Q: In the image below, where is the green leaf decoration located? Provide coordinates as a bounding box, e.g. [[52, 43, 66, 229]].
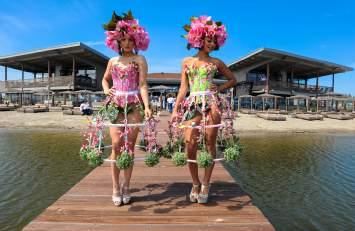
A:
[[112, 11, 122, 22], [145, 153, 160, 167], [190, 16, 197, 22], [215, 21, 222, 27], [206, 20, 213, 25], [183, 24, 191, 32], [103, 21, 117, 31], [79, 147, 89, 161], [123, 10, 134, 20], [224, 146, 240, 162], [172, 152, 187, 166], [116, 151, 134, 169], [87, 149, 104, 167], [197, 150, 214, 168]]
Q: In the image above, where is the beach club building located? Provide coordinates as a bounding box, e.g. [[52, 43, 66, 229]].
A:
[[0, 43, 353, 106]]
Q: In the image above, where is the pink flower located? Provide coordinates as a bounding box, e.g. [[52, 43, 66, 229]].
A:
[[185, 15, 227, 49], [105, 18, 150, 52]]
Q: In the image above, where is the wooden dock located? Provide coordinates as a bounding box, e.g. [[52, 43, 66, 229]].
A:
[[24, 116, 274, 231]]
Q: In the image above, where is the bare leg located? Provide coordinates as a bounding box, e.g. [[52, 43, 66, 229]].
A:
[[202, 103, 221, 192], [184, 114, 202, 186], [122, 106, 143, 189], [110, 126, 124, 195]]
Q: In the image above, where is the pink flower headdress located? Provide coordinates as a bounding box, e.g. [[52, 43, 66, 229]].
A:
[[103, 10, 150, 52], [183, 15, 227, 50]]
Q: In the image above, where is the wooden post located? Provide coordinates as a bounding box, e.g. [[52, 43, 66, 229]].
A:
[[238, 97, 240, 111], [286, 98, 288, 111], [305, 79, 308, 90], [316, 73, 319, 98], [290, 68, 294, 95], [266, 64, 270, 94], [4, 65, 7, 89], [47, 60, 51, 105], [262, 97, 265, 111], [21, 64, 24, 106], [72, 56, 76, 90], [250, 97, 253, 110], [316, 99, 319, 112], [332, 73, 335, 93]]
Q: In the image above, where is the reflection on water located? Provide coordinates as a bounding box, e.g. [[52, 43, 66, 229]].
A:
[[225, 133, 355, 231], [1, 129, 355, 231], [0, 129, 92, 231]]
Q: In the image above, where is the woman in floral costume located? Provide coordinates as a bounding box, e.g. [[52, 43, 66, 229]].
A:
[[171, 16, 237, 203], [102, 11, 152, 206]]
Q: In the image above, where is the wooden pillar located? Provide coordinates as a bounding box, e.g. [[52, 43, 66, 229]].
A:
[[266, 64, 270, 94], [21, 64, 24, 106], [305, 79, 308, 90], [274, 97, 277, 110], [286, 98, 288, 111], [316, 73, 319, 98], [262, 97, 265, 111], [72, 56, 76, 90], [306, 98, 309, 112], [326, 99, 329, 111], [332, 73, 335, 93], [47, 60, 51, 105], [250, 97, 253, 110], [4, 66, 7, 89], [290, 68, 294, 95], [316, 99, 319, 112]]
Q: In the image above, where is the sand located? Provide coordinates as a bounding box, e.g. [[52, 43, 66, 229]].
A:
[[0, 111, 354, 134]]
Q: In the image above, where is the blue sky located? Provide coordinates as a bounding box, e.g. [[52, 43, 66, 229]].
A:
[[0, 0, 354, 95]]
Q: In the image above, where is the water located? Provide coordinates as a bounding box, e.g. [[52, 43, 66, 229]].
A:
[[0, 129, 92, 231], [0, 130, 354, 230], [225, 133, 355, 231]]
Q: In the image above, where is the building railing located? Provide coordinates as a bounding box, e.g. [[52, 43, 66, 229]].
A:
[[252, 80, 333, 94], [0, 75, 97, 91]]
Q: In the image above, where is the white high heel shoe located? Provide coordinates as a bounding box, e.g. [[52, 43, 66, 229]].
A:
[[189, 184, 201, 203], [112, 191, 122, 206], [197, 184, 210, 204], [121, 184, 131, 205]]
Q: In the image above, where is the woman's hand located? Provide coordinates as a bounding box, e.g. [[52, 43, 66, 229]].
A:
[[171, 110, 178, 121], [104, 87, 116, 97], [209, 84, 219, 93], [144, 107, 152, 119]]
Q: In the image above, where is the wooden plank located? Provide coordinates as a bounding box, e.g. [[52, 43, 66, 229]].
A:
[[23, 116, 274, 230]]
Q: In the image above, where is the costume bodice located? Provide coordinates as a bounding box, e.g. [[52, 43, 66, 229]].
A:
[[184, 62, 217, 93]]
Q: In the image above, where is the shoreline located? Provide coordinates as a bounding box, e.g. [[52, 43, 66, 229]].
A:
[[0, 111, 354, 135]]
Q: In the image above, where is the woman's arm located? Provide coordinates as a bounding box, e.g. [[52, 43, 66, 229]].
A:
[[213, 58, 237, 92], [172, 58, 190, 118], [102, 58, 114, 96], [137, 55, 152, 118]]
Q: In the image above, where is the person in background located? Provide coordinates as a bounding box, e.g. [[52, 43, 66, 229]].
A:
[[167, 94, 174, 113], [79, 100, 92, 115]]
